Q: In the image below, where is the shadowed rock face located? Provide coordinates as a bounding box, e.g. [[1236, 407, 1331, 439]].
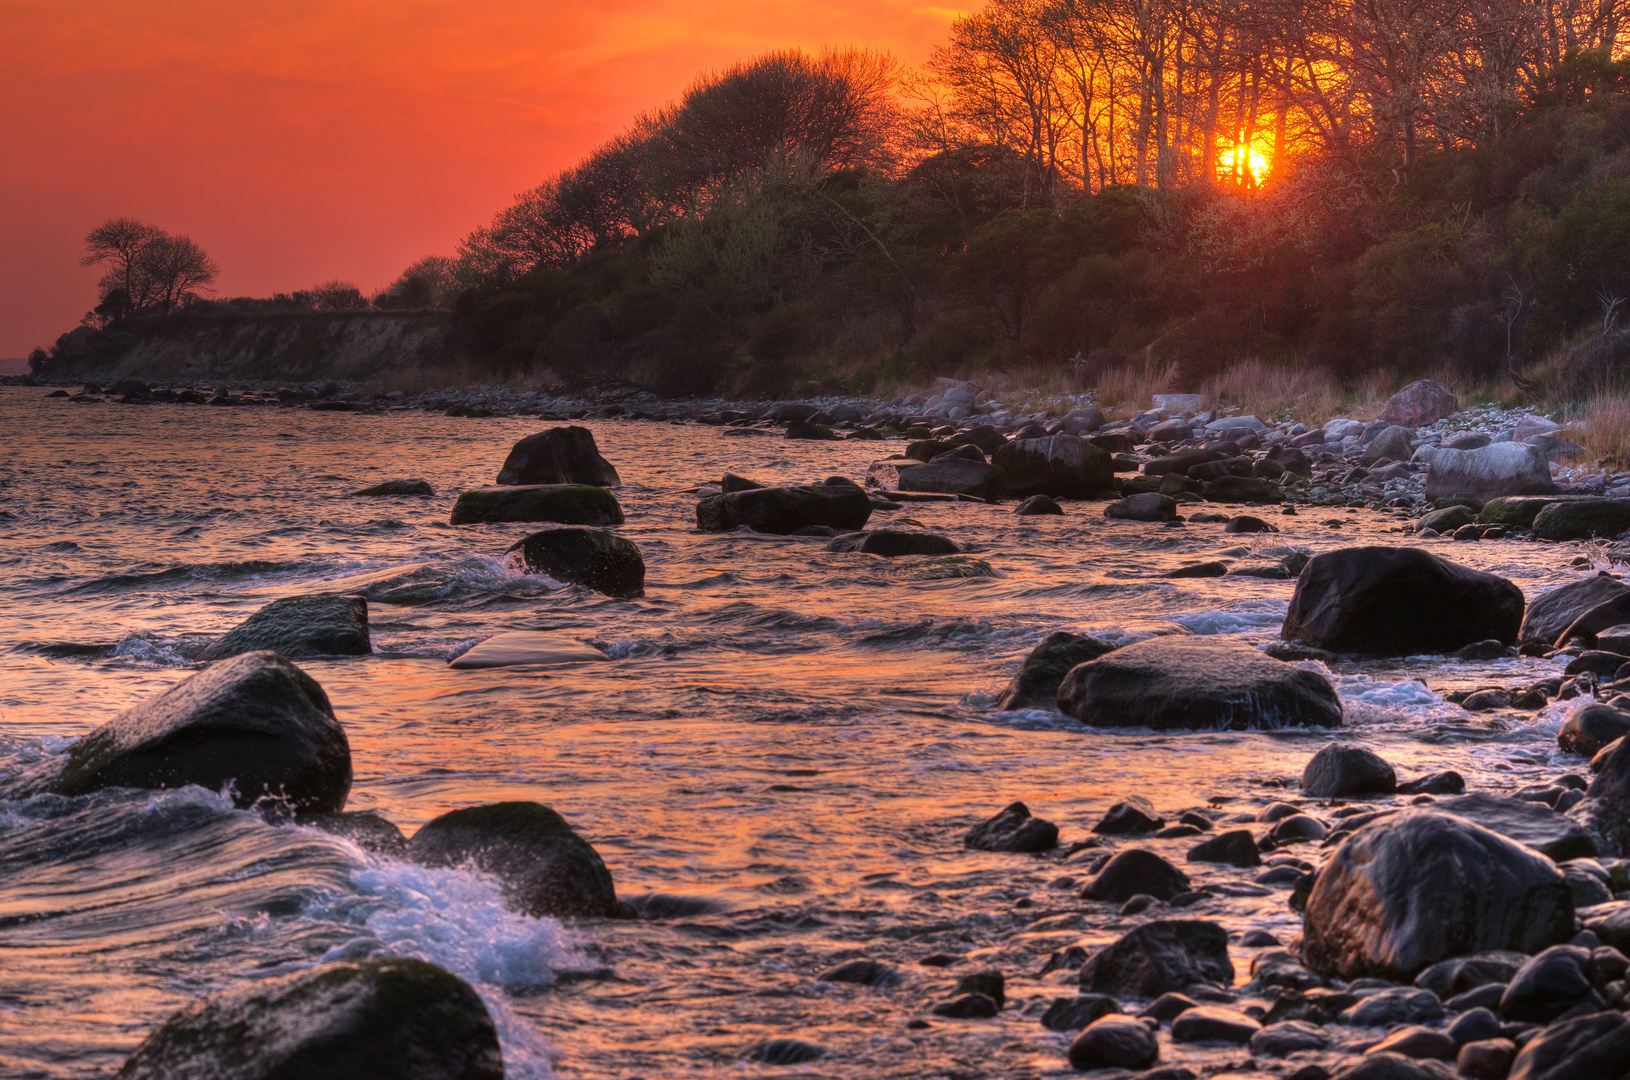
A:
[[1302, 810, 1574, 981], [1057, 636, 1342, 730], [495, 425, 619, 487], [997, 632, 1118, 711], [696, 481, 872, 534], [509, 526, 645, 597], [1281, 546, 1524, 656], [450, 484, 624, 526], [115, 957, 503, 1080], [56, 651, 352, 813], [201, 594, 371, 661]]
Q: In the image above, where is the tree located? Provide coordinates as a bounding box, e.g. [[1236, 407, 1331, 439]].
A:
[[310, 280, 369, 310], [81, 218, 218, 320], [374, 257, 457, 309]]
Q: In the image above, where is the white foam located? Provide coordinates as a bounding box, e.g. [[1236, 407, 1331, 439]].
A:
[[1171, 599, 1288, 636], [110, 629, 190, 665]]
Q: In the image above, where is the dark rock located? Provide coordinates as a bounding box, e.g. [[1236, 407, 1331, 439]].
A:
[[895, 459, 1006, 501], [1398, 771, 1465, 796], [1533, 498, 1630, 541], [1381, 379, 1458, 427], [352, 478, 434, 497], [952, 970, 1005, 1007], [1567, 650, 1628, 676], [816, 958, 898, 987], [826, 529, 959, 556], [1057, 636, 1343, 730], [1302, 743, 1397, 797], [56, 652, 350, 813], [964, 802, 1057, 853], [1082, 850, 1190, 902], [1187, 829, 1261, 867], [300, 810, 407, 857], [1415, 953, 1529, 998], [1041, 994, 1119, 1031], [1499, 946, 1597, 1022], [1559, 592, 1630, 647], [1462, 689, 1512, 710], [1014, 494, 1064, 515], [1561, 704, 1630, 758], [1068, 1016, 1159, 1071], [1458, 1038, 1517, 1079], [931, 993, 999, 1018], [1143, 449, 1226, 476], [786, 421, 840, 440], [739, 1038, 825, 1064], [1094, 796, 1164, 834], [1478, 495, 1564, 527], [1340, 987, 1445, 1026], [1225, 514, 1278, 533], [451, 484, 624, 526], [1171, 1005, 1260, 1043], [1505, 1009, 1630, 1080], [508, 527, 645, 598], [720, 473, 763, 492], [1281, 546, 1524, 656], [1302, 810, 1574, 980], [1432, 793, 1597, 861], [696, 480, 870, 534], [1270, 814, 1330, 844], [1167, 561, 1229, 577], [1418, 505, 1475, 534], [407, 802, 619, 918], [997, 632, 1117, 711], [1447, 1006, 1505, 1045], [1205, 475, 1285, 503], [1250, 1019, 1330, 1056], [1520, 573, 1630, 644], [1105, 492, 1177, 521], [1364, 425, 1416, 465], [201, 594, 371, 662], [1077, 920, 1233, 996], [1140, 992, 1198, 1020], [1369, 1026, 1457, 1060], [991, 434, 1114, 498], [108, 377, 151, 399], [114, 957, 502, 1080], [495, 426, 619, 486]]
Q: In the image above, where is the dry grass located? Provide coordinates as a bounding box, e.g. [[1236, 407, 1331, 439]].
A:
[[1571, 388, 1630, 467], [1091, 355, 1178, 416], [1199, 359, 1383, 425]]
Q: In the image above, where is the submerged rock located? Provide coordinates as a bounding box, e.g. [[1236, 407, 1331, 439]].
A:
[[201, 594, 371, 662], [1077, 920, 1233, 996], [1281, 546, 1524, 656], [964, 801, 1058, 853], [1081, 850, 1190, 902], [1014, 494, 1063, 515], [1302, 810, 1574, 980], [407, 802, 620, 918], [1094, 796, 1165, 834], [696, 480, 872, 534], [509, 526, 645, 597], [1104, 492, 1177, 521], [825, 529, 960, 556], [351, 478, 434, 497], [991, 434, 1114, 499], [451, 484, 624, 526], [996, 631, 1117, 711], [300, 810, 408, 857], [115, 957, 502, 1080], [1057, 636, 1342, 730], [495, 425, 619, 486], [56, 651, 351, 813]]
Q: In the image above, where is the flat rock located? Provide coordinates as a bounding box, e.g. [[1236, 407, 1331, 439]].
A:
[[1105, 492, 1177, 521], [451, 484, 624, 526], [352, 478, 434, 497], [448, 632, 610, 670], [697, 480, 871, 534], [826, 529, 960, 556], [200, 593, 371, 662], [1433, 793, 1597, 861], [895, 458, 1006, 501], [1058, 636, 1342, 730]]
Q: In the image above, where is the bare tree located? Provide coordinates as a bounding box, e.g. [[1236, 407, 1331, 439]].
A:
[[81, 218, 218, 319]]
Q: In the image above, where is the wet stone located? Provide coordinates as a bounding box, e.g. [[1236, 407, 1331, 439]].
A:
[[1040, 994, 1120, 1031]]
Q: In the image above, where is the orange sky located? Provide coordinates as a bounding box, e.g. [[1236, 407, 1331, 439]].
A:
[[0, 1, 957, 359]]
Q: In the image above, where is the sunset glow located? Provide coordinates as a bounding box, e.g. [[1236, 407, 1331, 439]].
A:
[[1217, 142, 1270, 186]]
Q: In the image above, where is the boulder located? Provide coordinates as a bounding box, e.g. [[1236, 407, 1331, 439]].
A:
[[1224, 514, 1278, 533], [1040, 994, 1120, 1032], [696, 480, 871, 534], [1364, 425, 1415, 465], [1417, 505, 1474, 534], [1014, 494, 1064, 515], [817, 958, 898, 986], [1520, 573, 1630, 644], [1380, 379, 1459, 427], [1506, 1010, 1630, 1080], [1147, 417, 1193, 442], [1561, 704, 1630, 758], [447, 632, 609, 670], [1339, 987, 1445, 1026], [1171, 1006, 1261, 1044], [990, 434, 1114, 499], [1533, 498, 1630, 541], [55, 652, 351, 813], [996, 631, 1117, 711], [1144, 449, 1226, 477], [508, 527, 645, 598], [1558, 592, 1630, 647], [114, 957, 502, 1080], [1188, 829, 1261, 867], [1081, 850, 1190, 903], [964, 802, 1058, 853], [1104, 492, 1177, 521], [1094, 796, 1165, 834], [407, 802, 620, 918], [1499, 945, 1597, 1023], [1281, 547, 1524, 656], [1431, 793, 1597, 861], [1301, 810, 1575, 980], [896, 459, 1006, 501], [109, 377, 152, 400], [1067, 1016, 1159, 1071], [1057, 636, 1343, 731], [451, 484, 624, 526], [200, 594, 371, 661], [1425, 442, 1556, 502], [352, 478, 434, 497], [1302, 744, 1397, 797], [1077, 920, 1233, 996], [826, 529, 960, 556], [1478, 495, 1568, 527], [495, 425, 619, 486], [1572, 737, 1630, 855], [1415, 953, 1528, 998]]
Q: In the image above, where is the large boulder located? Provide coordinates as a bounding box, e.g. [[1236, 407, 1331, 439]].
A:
[[996, 632, 1118, 710], [1430, 793, 1597, 861], [895, 459, 1007, 502], [1520, 573, 1630, 644], [696, 480, 872, 534], [990, 434, 1114, 499], [1425, 442, 1556, 502], [1533, 498, 1630, 541], [114, 957, 502, 1080], [1056, 636, 1342, 730], [1561, 704, 1630, 758], [1479, 495, 1567, 527], [495, 425, 619, 486], [1077, 920, 1233, 996], [1363, 425, 1415, 465], [509, 527, 645, 598], [1281, 547, 1524, 656], [1505, 1010, 1630, 1080], [55, 651, 351, 812], [1301, 810, 1575, 980], [407, 801, 620, 918], [450, 484, 624, 526], [200, 594, 370, 662], [1379, 379, 1458, 427]]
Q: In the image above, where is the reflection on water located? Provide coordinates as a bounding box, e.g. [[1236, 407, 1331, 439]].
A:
[[0, 387, 1597, 1076]]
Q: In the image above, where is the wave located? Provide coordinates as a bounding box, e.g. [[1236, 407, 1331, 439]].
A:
[[57, 559, 324, 596]]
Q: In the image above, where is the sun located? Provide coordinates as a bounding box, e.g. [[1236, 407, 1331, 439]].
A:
[[1218, 143, 1270, 186]]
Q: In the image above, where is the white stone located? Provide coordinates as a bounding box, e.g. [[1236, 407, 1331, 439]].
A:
[[449, 632, 611, 670], [1153, 393, 1206, 414], [1205, 414, 1266, 433], [1424, 441, 1557, 501]]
